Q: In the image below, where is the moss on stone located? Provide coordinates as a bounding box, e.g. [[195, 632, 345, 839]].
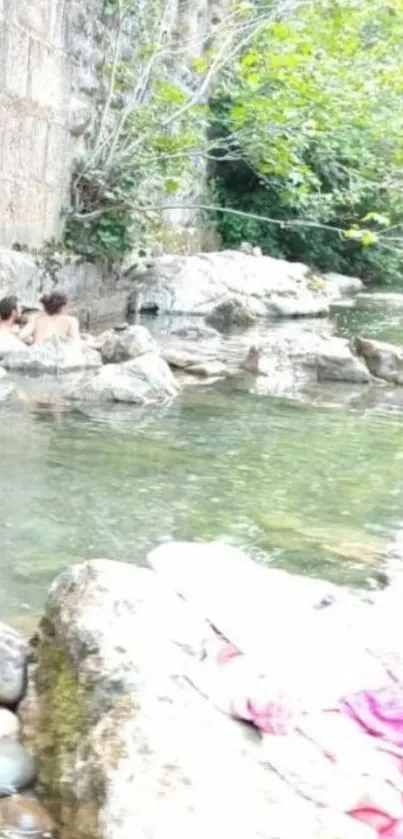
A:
[[31, 633, 96, 837]]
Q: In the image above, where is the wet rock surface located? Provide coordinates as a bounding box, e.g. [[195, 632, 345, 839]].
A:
[[0, 794, 55, 837], [66, 352, 180, 404], [94, 324, 157, 364], [2, 337, 102, 375], [0, 624, 27, 706], [0, 741, 36, 796]]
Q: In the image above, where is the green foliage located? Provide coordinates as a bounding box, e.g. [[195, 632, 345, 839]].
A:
[[209, 0, 403, 284], [64, 0, 211, 261]]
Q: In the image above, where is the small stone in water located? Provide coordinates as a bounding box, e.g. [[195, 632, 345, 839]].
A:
[[0, 709, 20, 742], [0, 795, 55, 837], [0, 742, 36, 796], [0, 623, 27, 706]]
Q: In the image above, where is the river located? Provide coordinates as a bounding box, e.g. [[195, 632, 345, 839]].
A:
[[2, 294, 403, 627]]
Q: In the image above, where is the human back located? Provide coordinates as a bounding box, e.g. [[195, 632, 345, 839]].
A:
[[21, 291, 80, 346]]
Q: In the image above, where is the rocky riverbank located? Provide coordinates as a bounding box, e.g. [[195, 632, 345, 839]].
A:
[[10, 539, 403, 839], [0, 244, 362, 330], [0, 319, 403, 411]]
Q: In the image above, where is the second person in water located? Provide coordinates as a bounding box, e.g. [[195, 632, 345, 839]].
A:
[[20, 291, 80, 346]]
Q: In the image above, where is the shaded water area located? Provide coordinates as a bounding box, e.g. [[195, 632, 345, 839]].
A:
[[3, 294, 403, 628]]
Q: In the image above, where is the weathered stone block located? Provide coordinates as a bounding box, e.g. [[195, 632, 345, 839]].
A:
[[17, 0, 51, 37], [19, 116, 49, 181], [44, 123, 70, 187], [28, 38, 63, 108], [5, 24, 29, 98]]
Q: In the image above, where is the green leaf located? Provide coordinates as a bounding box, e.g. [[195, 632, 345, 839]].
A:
[[164, 178, 180, 193]]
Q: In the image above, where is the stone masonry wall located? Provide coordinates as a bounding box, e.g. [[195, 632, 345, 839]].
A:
[[0, 0, 226, 252], [0, 0, 101, 249]]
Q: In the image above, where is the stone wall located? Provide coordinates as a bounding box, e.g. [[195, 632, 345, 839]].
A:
[[0, 0, 100, 249], [0, 0, 225, 251]]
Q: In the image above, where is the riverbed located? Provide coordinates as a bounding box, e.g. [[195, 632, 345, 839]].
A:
[[2, 294, 403, 626]]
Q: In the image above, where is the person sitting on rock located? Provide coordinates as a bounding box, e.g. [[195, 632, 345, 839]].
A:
[[0, 296, 26, 352], [20, 291, 80, 346]]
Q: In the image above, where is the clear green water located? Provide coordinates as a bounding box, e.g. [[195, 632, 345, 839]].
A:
[[2, 296, 403, 627]]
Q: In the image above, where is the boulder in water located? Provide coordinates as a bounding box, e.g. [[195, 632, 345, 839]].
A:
[[353, 336, 403, 384], [0, 623, 27, 705], [66, 352, 179, 404], [95, 324, 157, 364], [316, 338, 370, 383], [2, 337, 102, 375], [205, 299, 257, 331]]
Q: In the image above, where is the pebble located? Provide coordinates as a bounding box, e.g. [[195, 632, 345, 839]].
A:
[[0, 742, 36, 796], [0, 623, 27, 706], [0, 795, 55, 837], [0, 709, 20, 742]]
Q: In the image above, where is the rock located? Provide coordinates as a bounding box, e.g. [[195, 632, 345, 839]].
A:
[[316, 339, 371, 383], [185, 361, 227, 378], [66, 352, 179, 404], [171, 324, 219, 341], [353, 336, 403, 384], [323, 272, 363, 298], [162, 347, 218, 370], [0, 623, 27, 706], [3, 337, 102, 375], [238, 241, 254, 255], [136, 252, 362, 318], [0, 742, 36, 795], [205, 299, 257, 331], [0, 710, 20, 742], [265, 293, 329, 318], [95, 325, 157, 364], [0, 795, 55, 837], [23, 558, 352, 839]]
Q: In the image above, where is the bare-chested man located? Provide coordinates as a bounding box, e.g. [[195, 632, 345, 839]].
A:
[[20, 291, 80, 346]]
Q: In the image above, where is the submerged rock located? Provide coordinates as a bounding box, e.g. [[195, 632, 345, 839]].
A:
[[353, 336, 403, 384], [0, 795, 55, 837], [95, 324, 157, 364], [171, 324, 219, 341], [66, 352, 179, 404], [0, 742, 36, 795], [0, 623, 27, 706], [2, 337, 101, 375]]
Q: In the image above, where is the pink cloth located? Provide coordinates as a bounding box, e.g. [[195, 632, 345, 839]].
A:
[[205, 639, 403, 838], [341, 687, 403, 748]]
